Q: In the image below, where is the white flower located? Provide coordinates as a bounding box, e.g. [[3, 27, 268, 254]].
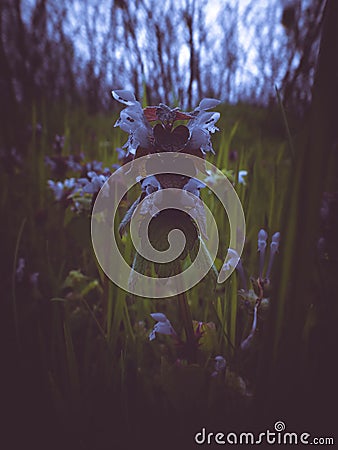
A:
[[217, 248, 241, 283], [238, 170, 248, 185], [270, 232, 281, 254], [266, 231, 281, 279], [149, 313, 177, 341], [204, 169, 225, 187], [211, 355, 226, 377], [48, 180, 64, 201], [215, 355, 226, 371], [29, 272, 39, 287], [16, 257, 25, 282], [221, 248, 240, 272], [83, 172, 109, 195], [257, 229, 268, 252]]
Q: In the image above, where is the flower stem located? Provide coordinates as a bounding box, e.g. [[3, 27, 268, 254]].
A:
[[177, 290, 197, 363]]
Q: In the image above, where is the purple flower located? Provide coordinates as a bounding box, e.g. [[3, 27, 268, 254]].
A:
[[30, 272, 39, 288], [83, 172, 110, 196], [211, 355, 226, 377], [47, 178, 80, 201], [16, 257, 25, 282], [266, 232, 281, 279], [238, 170, 248, 185], [258, 229, 268, 278], [149, 313, 177, 341]]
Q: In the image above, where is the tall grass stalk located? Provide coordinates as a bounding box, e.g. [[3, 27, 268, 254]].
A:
[[11, 217, 27, 351], [177, 290, 196, 362]]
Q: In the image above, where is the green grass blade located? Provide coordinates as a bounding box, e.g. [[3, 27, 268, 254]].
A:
[[11, 217, 27, 351]]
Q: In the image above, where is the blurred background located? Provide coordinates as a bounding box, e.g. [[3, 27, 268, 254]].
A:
[[0, 0, 324, 129]]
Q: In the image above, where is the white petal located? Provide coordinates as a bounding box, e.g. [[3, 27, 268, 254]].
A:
[[112, 90, 137, 105], [238, 170, 248, 185], [154, 322, 173, 335], [183, 178, 205, 193], [149, 330, 156, 341], [258, 229, 268, 241], [150, 312, 168, 322], [270, 232, 280, 253], [197, 98, 221, 111]]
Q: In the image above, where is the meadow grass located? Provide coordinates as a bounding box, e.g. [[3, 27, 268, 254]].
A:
[[4, 97, 331, 447]]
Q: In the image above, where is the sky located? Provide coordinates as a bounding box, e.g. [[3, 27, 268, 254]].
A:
[[21, 0, 291, 104]]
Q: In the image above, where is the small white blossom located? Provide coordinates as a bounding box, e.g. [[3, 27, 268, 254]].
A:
[[83, 172, 110, 196], [29, 272, 39, 287], [221, 248, 240, 272], [266, 231, 281, 279], [204, 169, 225, 187], [257, 229, 268, 252], [16, 257, 25, 282], [149, 313, 177, 341], [217, 248, 241, 283], [211, 355, 226, 377], [270, 232, 280, 254], [238, 170, 248, 185]]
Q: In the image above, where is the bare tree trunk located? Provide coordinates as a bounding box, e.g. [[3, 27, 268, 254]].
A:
[[282, 0, 325, 112], [186, 0, 196, 109]]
